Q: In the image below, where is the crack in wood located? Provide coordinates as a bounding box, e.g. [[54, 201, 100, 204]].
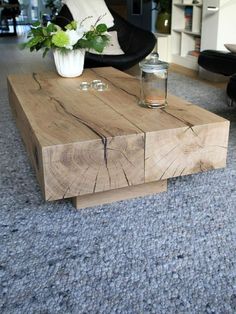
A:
[[62, 185, 71, 199], [32, 72, 42, 90], [122, 167, 130, 186], [50, 96, 107, 139], [170, 108, 185, 111], [162, 108, 195, 128], [91, 69, 140, 103], [199, 160, 206, 172], [179, 167, 186, 176], [48, 95, 111, 174], [159, 157, 179, 180], [107, 167, 112, 188], [154, 143, 181, 165], [101, 136, 108, 168], [93, 171, 99, 193], [91, 91, 143, 133], [63, 173, 83, 199], [172, 165, 180, 177], [199, 160, 213, 172], [106, 148, 135, 167], [184, 125, 199, 137], [76, 166, 90, 196], [144, 132, 146, 183], [33, 146, 39, 170]]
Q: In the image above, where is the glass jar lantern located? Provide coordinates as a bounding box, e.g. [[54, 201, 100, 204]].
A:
[[139, 53, 169, 109]]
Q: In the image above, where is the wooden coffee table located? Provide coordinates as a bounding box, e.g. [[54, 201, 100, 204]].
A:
[[7, 67, 230, 209]]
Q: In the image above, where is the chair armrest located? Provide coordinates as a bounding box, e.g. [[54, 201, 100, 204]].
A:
[[198, 50, 236, 76]]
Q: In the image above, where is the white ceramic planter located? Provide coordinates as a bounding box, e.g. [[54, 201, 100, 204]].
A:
[[53, 49, 85, 78]]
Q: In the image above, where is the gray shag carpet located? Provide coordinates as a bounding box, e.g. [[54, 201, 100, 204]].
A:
[[0, 43, 236, 314]]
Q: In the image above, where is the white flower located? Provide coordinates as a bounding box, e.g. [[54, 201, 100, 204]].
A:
[[65, 29, 84, 49], [76, 25, 86, 37]]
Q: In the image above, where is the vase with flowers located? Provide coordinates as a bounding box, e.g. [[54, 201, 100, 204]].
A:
[[21, 18, 110, 77]]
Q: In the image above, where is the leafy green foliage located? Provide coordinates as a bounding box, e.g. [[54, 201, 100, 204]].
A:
[[21, 20, 110, 57], [74, 23, 109, 52], [65, 20, 77, 31]]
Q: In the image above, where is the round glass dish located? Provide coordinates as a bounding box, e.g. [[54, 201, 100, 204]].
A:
[[79, 81, 90, 91], [93, 82, 108, 91], [91, 79, 102, 88]]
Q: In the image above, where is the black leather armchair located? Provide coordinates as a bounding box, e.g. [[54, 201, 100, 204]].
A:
[[198, 50, 236, 104], [54, 5, 156, 70]]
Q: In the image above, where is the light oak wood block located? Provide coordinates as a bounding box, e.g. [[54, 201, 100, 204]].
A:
[[90, 68, 230, 182], [7, 68, 230, 208], [8, 83, 45, 193], [73, 180, 167, 209], [145, 100, 230, 181], [145, 122, 229, 181], [43, 134, 144, 200]]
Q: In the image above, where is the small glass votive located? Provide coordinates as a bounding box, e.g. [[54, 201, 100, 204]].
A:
[[91, 79, 102, 88], [79, 81, 90, 91], [93, 82, 108, 91]]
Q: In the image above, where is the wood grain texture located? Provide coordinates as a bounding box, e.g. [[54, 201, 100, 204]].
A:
[[7, 70, 145, 200], [145, 122, 229, 181], [7, 67, 230, 204], [73, 180, 167, 209], [43, 134, 144, 200], [89, 68, 230, 182], [8, 82, 46, 197]]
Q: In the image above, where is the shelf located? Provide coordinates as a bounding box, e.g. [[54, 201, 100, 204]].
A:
[[154, 32, 170, 38], [173, 29, 201, 36], [173, 3, 202, 8], [172, 0, 236, 69], [171, 0, 202, 70]]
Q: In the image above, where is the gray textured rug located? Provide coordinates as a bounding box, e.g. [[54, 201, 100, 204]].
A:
[[0, 44, 236, 314]]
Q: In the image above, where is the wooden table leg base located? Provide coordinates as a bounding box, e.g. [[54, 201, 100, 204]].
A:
[[72, 180, 167, 209]]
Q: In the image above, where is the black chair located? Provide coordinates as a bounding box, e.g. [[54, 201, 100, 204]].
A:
[[54, 5, 156, 70], [198, 50, 236, 105]]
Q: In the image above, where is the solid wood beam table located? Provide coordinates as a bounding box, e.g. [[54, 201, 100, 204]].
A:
[[7, 67, 230, 209]]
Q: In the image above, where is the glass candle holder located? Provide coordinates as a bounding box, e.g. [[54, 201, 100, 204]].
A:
[[139, 52, 169, 109], [79, 81, 90, 91], [91, 79, 102, 88], [93, 82, 108, 91]]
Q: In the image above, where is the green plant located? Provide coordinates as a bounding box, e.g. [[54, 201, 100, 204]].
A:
[[21, 18, 110, 57]]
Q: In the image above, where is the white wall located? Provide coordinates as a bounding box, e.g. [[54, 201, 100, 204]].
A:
[[201, 0, 236, 51], [217, 0, 236, 50]]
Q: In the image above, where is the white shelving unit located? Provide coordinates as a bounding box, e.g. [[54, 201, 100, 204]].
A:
[[171, 0, 203, 70], [154, 33, 172, 62], [171, 0, 236, 70]]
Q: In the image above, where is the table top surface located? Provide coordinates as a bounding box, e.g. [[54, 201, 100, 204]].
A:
[[8, 67, 227, 148]]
